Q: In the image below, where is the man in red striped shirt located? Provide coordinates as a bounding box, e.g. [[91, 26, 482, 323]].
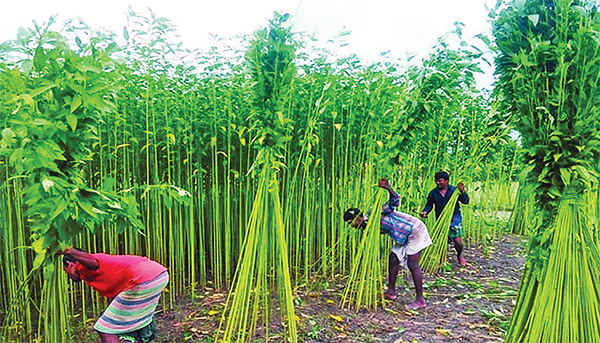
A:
[[62, 248, 168, 343]]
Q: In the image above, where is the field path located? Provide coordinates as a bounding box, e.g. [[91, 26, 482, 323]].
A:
[[150, 234, 527, 342]]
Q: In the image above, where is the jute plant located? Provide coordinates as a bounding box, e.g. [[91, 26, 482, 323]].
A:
[[510, 176, 535, 236], [0, 23, 143, 341], [217, 12, 298, 342], [493, 1, 600, 341], [510, 196, 600, 342], [419, 189, 460, 273], [340, 188, 387, 311], [0, 9, 521, 341], [216, 149, 296, 342]]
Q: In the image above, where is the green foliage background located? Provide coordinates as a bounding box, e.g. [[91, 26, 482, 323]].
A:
[[0, 10, 517, 342]]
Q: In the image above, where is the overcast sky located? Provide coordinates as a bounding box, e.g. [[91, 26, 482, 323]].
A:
[[0, 0, 496, 85]]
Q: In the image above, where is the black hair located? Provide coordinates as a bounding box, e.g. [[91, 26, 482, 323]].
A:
[[343, 208, 361, 223], [434, 171, 449, 181]]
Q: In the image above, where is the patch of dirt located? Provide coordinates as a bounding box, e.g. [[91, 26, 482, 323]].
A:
[[145, 234, 527, 343]]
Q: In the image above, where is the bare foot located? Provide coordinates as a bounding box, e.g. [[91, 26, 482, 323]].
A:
[[458, 257, 467, 266], [384, 289, 397, 301], [407, 300, 427, 309]]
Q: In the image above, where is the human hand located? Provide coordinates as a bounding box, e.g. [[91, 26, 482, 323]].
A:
[[457, 182, 465, 194], [351, 216, 366, 230], [378, 178, 390, 189], [56, 245, 73, 256], [419, 212, 428, 219], [64, 260, 77, 272], [63, 259, 82, 282]]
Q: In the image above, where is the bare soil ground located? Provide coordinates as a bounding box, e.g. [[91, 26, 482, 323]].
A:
[[141, 234, 527, 343]]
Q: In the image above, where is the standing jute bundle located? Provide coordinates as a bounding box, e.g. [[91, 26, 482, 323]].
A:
[[507, 197, 600, 343], [420, 190, 460, 273], [216, 150, 297, 343], [341, 189, 387, 311]]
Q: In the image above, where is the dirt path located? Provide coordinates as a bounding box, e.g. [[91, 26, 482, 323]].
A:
[[152, 234, 527, 342], [374, 234, 526, 343]]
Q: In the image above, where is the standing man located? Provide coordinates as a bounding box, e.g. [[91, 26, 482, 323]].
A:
[[344, 178, 432, 309], [61, 248, 169, 343], [420, 171, 469, 266]]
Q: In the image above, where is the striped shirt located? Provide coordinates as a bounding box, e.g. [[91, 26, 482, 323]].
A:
[[379, 192, 420, 245]]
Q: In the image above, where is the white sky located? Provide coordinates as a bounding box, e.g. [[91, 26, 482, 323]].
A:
[[0, 0, 496, 85]]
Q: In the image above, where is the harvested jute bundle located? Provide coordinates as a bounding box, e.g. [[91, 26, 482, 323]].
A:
[[420, 190, 460, 273]]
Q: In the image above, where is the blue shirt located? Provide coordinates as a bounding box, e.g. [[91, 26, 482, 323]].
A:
[[422, 185, 469, 226], [372, 192, 420, 245]]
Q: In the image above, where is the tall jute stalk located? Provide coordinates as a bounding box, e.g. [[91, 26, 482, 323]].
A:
[[340, 188, 387, 310], [493, 1, 600, 341], [420, 189, 460, 273], [511, 178, 535, 236], [217, 12, 298, 342], [511, 196, 600, 342], [216, 149, 297, 342]]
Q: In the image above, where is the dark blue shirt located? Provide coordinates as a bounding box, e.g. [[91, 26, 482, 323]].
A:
[[422, 185, 469, 226]]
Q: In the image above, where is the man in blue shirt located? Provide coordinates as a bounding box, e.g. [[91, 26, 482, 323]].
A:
[[344, 179, 432, 309], [420, 171, 469, 265]]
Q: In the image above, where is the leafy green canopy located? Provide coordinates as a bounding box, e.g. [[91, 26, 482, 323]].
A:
[[0, 26, 143, 265], [494, 0, 600, 214], [245, 12, 298, 152], [494, 0, 600, 280]]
